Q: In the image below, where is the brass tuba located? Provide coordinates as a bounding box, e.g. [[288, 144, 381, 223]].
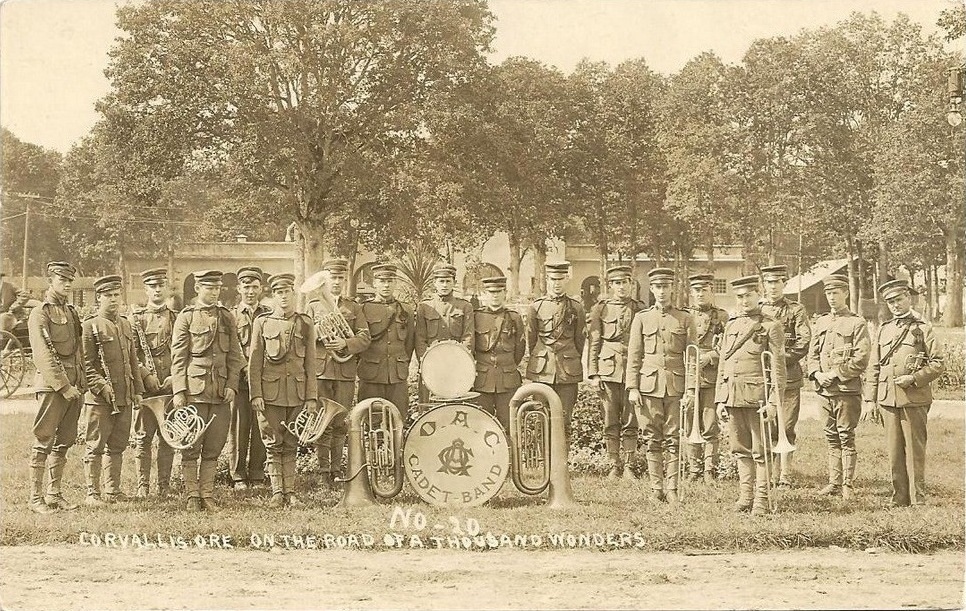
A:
[[299, 270, 355, 363], [508, 383, 576, 509], [338, 398, 405, 507], [139, 395, 215, 450], [282, 398, 348, 445]]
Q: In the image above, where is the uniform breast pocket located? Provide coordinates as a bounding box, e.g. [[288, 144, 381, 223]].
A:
[[641, 321, 659, 354], [601, 312, 620, 338], [264, 330, 283, 359], [423, 309, 441, 339], [668, 325, 687, 354], [49, 320, 75, 355], [237, 322, 251, 347], [189, 323, 213, 354], [293, 328, 306, 357]]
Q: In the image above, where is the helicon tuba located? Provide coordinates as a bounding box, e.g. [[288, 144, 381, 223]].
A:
[[139, 395, 215, 451], [338, 398, 406, 507], [508, 383, 576, 509], [282, 398, 348, 445], [299, 270, 355, 363]]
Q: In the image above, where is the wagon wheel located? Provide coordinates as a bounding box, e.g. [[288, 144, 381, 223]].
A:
[[0, 330, 27, 398]]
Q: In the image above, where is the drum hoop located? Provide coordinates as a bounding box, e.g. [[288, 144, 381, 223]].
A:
[[421, 340, 475, 399]]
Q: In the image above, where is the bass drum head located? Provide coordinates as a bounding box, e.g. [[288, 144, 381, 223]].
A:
[[420, 340, 475, 400], [403, 403, 509, 507]]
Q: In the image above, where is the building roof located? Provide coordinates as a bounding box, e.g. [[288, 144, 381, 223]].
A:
[[784, 258, 849, 295]]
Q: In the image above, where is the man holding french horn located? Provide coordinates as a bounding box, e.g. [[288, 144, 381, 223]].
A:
[[305, 258, 371, 489]]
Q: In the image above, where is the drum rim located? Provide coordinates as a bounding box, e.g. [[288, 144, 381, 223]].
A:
[[421, 340, 475, 399]]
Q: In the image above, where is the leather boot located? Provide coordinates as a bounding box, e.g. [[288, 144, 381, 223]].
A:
[[623, 452, 637, 480], [704, 441, 719, 484], [664, 449, 679, 503], [84, 457, 107, 507], [29, 461, 56, 514], [199, 460, 219, 511], [283, 453, 301, 506], [103, 453, 124, 501], [751, 463, 770, 516], [645, 452, 665, 502], [687, 443, 703, 480], [136, 443, 152, 496], [330, 433, 347, 474], [819, 448, 842, 496], [734, 457, 754, 512], [182, 459, 200, 500], [44, 454, 77, 510], [841, 450, 857, 502], [157, 443, 174, 495], [266, 458, 285, 507], [777, 451, 793, 488], [606, 453, 621, 479]]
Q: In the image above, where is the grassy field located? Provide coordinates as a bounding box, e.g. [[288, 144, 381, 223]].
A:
[[1, 411, 962, 553]]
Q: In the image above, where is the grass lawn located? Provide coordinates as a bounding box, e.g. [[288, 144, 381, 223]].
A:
[[1, 411, 962, 552]]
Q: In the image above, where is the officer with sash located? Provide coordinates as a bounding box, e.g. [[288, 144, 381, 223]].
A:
[[864, 279, 945, 507], [227, 266, 270, 490], [26, 261, 86, 513], [81, 274, 144, 505], [131, 268, 177, 497], [170, 270, 245, 511], [471, 276, 526, 432], [250, 273, 318, 507], [588, 265, 644, 479], [759, 264, 811, 488], [416, 263, 474, 405], [807, 274, 871, 502]]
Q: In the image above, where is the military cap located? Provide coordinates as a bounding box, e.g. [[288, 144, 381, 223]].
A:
[[93, 274, 122, 294], [823, 274, 849, 290], [545, 261, 571, 279], [730, 275, 760, 291], [648, 267, 675, 284], [140, 268, 167, 286], [371, 263, 398, 280], [46, 261, 77, 280], [481, 276, 507, 292], [760, 265, 789, 281], [16, 289, 29, 298], [431, 263, 458, 279], [236, 266, 264, 284], [321, 258, 350, 277], [606, 266, 633, 282], [688, 273, 715, 288], [194, 270, 224, 287], [268, 273, 296, 291], [878, 278, 917, 300]]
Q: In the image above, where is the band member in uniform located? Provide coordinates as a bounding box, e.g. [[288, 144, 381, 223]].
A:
[[626, 268, 695, 502], [227, 266, 270, 490], [807, 274, 871, 501], [683, 273, 727, 484], [81, 275, 144, 505], [471, 276, 525, 432], [131, 268, 177, 497], [525, 261, 585, 435], [306, 258, 371, 489], [864, 279, 945, 507], [26, 261, 86, 513], [358, 264, 415, 421], [714, 276, 786, 515], [588, 265, 643, 479], [249, 273, 318, 507], [416, 263, 474, 404], [759, 264, 811, 488], [170, 270, 245, 511]]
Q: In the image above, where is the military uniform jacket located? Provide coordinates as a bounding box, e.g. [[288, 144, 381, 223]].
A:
[[525, 295, 585, 384], [686, 305, 728, 389], [170, 304, 245, 404], [760, 297, 811, 389], [587, 298, 644, 384], [82, 314, 145, 407], [28, 290, 86, 393], [415, 295, 474, 360], [864, 314, 945, 408], [358, 298, 415, 385], [472, 307, 526, 393], [249, 310, 318, 407], [625, 305, 695, 398], [713, 311, 787, 408], [807, 308, 871, 397], [306, 296, 371, 381], [233, 301, 271, 380], [131, 304, 177, 383]]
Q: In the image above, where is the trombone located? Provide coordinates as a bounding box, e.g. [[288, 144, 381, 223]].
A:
[[679, 344, 705, 501], [759, 350, 795, 513]]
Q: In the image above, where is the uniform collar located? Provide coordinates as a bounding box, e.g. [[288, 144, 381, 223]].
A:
[[145, 301, 168, 313], [372, 296, 396, 305], [693, 304, 713, 312], [45, 290, 68, 306], [607, 297, 631, 305], [739, 308, 761, 318], [831, 307, 851, 317]]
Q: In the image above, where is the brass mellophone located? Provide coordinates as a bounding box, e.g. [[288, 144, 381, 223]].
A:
[[299, 270, 355, 364], [282, 398, 348, 445]]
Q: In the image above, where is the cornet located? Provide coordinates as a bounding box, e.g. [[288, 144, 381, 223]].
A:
[[904, 352, 928, 375], [300, 270, 355, 363]]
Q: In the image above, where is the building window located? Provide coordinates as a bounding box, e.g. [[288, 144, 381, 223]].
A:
[[713, 279, 727, 294]]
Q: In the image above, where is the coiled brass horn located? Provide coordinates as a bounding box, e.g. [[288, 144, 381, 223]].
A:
[[139, 395, 215, 451], [300, 270, 355, 364], [282, 398, 348, 445], [338, 398, 405, 507], [508, 383, 576, 509]]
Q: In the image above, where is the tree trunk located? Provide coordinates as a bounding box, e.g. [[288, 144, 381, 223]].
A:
[[923, 265, 933, 321], [296, 216, 328, 306], [507, 232, 521, 301], [930, 264, 940, 321], [856, 239, 866, 303], [943, 230, 964, 327], [533, 239, 547, 297], [118, 229, 127, 301], [845, 234, 859, 313], [876, 239, 889, 302]]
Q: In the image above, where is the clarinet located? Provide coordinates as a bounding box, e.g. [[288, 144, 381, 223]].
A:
[[39, 325, 74, 395], [131, 313, 158, 379], [91, 322, 120, 415]]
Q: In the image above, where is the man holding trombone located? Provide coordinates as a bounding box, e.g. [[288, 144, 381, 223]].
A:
[[715, 275, 787, 516]]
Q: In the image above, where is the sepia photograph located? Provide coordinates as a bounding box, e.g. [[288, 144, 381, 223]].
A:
[[0, 0, 964, 609]]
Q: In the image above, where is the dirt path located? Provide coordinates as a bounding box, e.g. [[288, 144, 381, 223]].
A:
[[0, 545, 961, 610]]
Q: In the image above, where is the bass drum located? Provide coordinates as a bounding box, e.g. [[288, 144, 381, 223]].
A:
[[419, 339, 478, 402], [403, 403, 509, 507]]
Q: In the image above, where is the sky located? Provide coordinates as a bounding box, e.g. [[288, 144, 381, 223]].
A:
[[0, 0, 960, 154]]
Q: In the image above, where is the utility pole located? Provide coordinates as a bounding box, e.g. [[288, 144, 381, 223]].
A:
[[19, 193, 40, 287]]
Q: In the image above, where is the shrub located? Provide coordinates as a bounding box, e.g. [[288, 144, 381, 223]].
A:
[[937, 340, 965, 390]]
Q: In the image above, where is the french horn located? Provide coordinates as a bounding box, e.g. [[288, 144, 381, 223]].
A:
[[139, 395, 215, 451]]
